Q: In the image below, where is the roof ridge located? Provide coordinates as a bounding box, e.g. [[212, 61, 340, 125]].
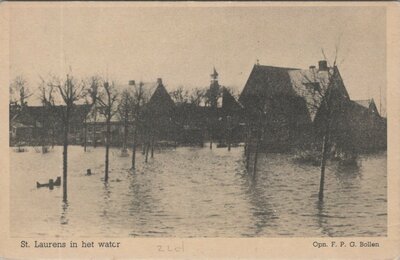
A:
[[256, 64, 300, 71]]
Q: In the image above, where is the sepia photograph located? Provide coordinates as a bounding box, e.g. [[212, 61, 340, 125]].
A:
[[7, 3, 388, 238], [2, 2, 399, 259]]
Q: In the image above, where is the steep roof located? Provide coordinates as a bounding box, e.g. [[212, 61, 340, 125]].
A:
[[240, 65, 298, 98], [353, 98, 380, 116], [239, 63, 350, 121], [145, 80, 175, 118], [289, 66, 350, 121], [221, 87, 243, 115]]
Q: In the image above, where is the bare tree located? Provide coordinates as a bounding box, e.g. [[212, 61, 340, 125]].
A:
[[130, 81, 147, 169], [47, 73, 85, 202], [97, 80, 119, 182], [10, 75, 33, 107], [83, 76, 100, 151], [117, 89, 134, 155], [188, 87, 206, 106], [295, 49, 349, 201], [38, 78, 55, 152], [169, 86, 189, 104]]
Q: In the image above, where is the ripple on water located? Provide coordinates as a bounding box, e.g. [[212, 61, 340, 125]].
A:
[[10, 146, 386, 237]]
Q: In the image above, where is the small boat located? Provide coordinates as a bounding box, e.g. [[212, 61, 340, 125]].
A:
[[53, 176, 61, 186], [36, 177, 61, 189]]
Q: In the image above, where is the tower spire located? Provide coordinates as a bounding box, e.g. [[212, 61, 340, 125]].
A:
[[211, 67, 218, 81]]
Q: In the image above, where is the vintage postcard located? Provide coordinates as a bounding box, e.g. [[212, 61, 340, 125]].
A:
[[0, 1, 399, 259]]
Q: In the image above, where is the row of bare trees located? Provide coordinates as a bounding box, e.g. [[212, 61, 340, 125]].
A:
[[10, 73, 153, 202], [10, 73, 242, 202], [169, 85, 239, 107]]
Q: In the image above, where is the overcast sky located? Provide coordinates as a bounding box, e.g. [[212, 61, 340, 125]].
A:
[[9, 4, 386, 113]]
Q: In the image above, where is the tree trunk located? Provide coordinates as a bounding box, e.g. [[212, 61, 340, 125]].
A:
[[227, 128, 231, 152], [145, 140, 149, 163], [123, 118, 128, 151], [318, 134, 329, 201], [209, 128, 213, 150], [83, 117, 87, 152], [51, 126, 55, 148], [62, 109, 70, 203], [131, 126, 137, 170], [142, 136, 146, 155], [93, 112, 97, 148], [104, 117, 111, 182], [151, 134, 155, 158]]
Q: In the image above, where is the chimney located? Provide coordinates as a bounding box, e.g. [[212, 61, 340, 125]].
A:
[[157, 78, 162, 85], [318, 60, 328, 71], [128, 80, 135, 85]]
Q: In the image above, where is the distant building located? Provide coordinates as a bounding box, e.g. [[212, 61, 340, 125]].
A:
[[10, 104, 90, 146], [142, 78, 176, 141], [173, 68, 245, 146], [346, 99, 387, 151]]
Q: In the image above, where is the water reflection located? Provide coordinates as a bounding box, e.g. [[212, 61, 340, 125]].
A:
[[100, 182, 111, 220], [60, 201, 69, 225], [315, 200, 334, 237], [243, 165, 275, 236], [10, 146, 387, 237], [333, 162, 362, 189]]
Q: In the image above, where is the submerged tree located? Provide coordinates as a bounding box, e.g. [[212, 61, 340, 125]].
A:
[[128, 81, 151, 169], [38, 78, 55, 152], [296, 50, 350, 201], [97, 80, 119, 182], [47, 73, 86, 202], [117, 88, 134, 156], [83, 76, 100, 151]]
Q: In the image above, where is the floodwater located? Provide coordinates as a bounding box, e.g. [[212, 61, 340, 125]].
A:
[[10, 145, 386, 237]]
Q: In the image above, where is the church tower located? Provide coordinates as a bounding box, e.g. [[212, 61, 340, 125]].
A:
[[208, 67, 220, 109]]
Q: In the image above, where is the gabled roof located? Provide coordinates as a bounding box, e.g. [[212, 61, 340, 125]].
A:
[[239, 63, 350, 121], [221, 87, 243, 115], [240, 65, 299, 98], [145, 80, 175, 117], [353, 98, 380, 116]]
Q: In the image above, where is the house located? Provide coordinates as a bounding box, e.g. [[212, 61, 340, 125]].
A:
[[172, 68, 245, 146], [83, 78, 176, 146], [238, 61, 386, 152], [238, 63, 317, 151], [142, 78, 176, 141], [173, 103, 208, 145], [346, 99, 387, 151], [10, 104, 91, 146], [10, 107, 40, 143], [85, 105, 124, 146]]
